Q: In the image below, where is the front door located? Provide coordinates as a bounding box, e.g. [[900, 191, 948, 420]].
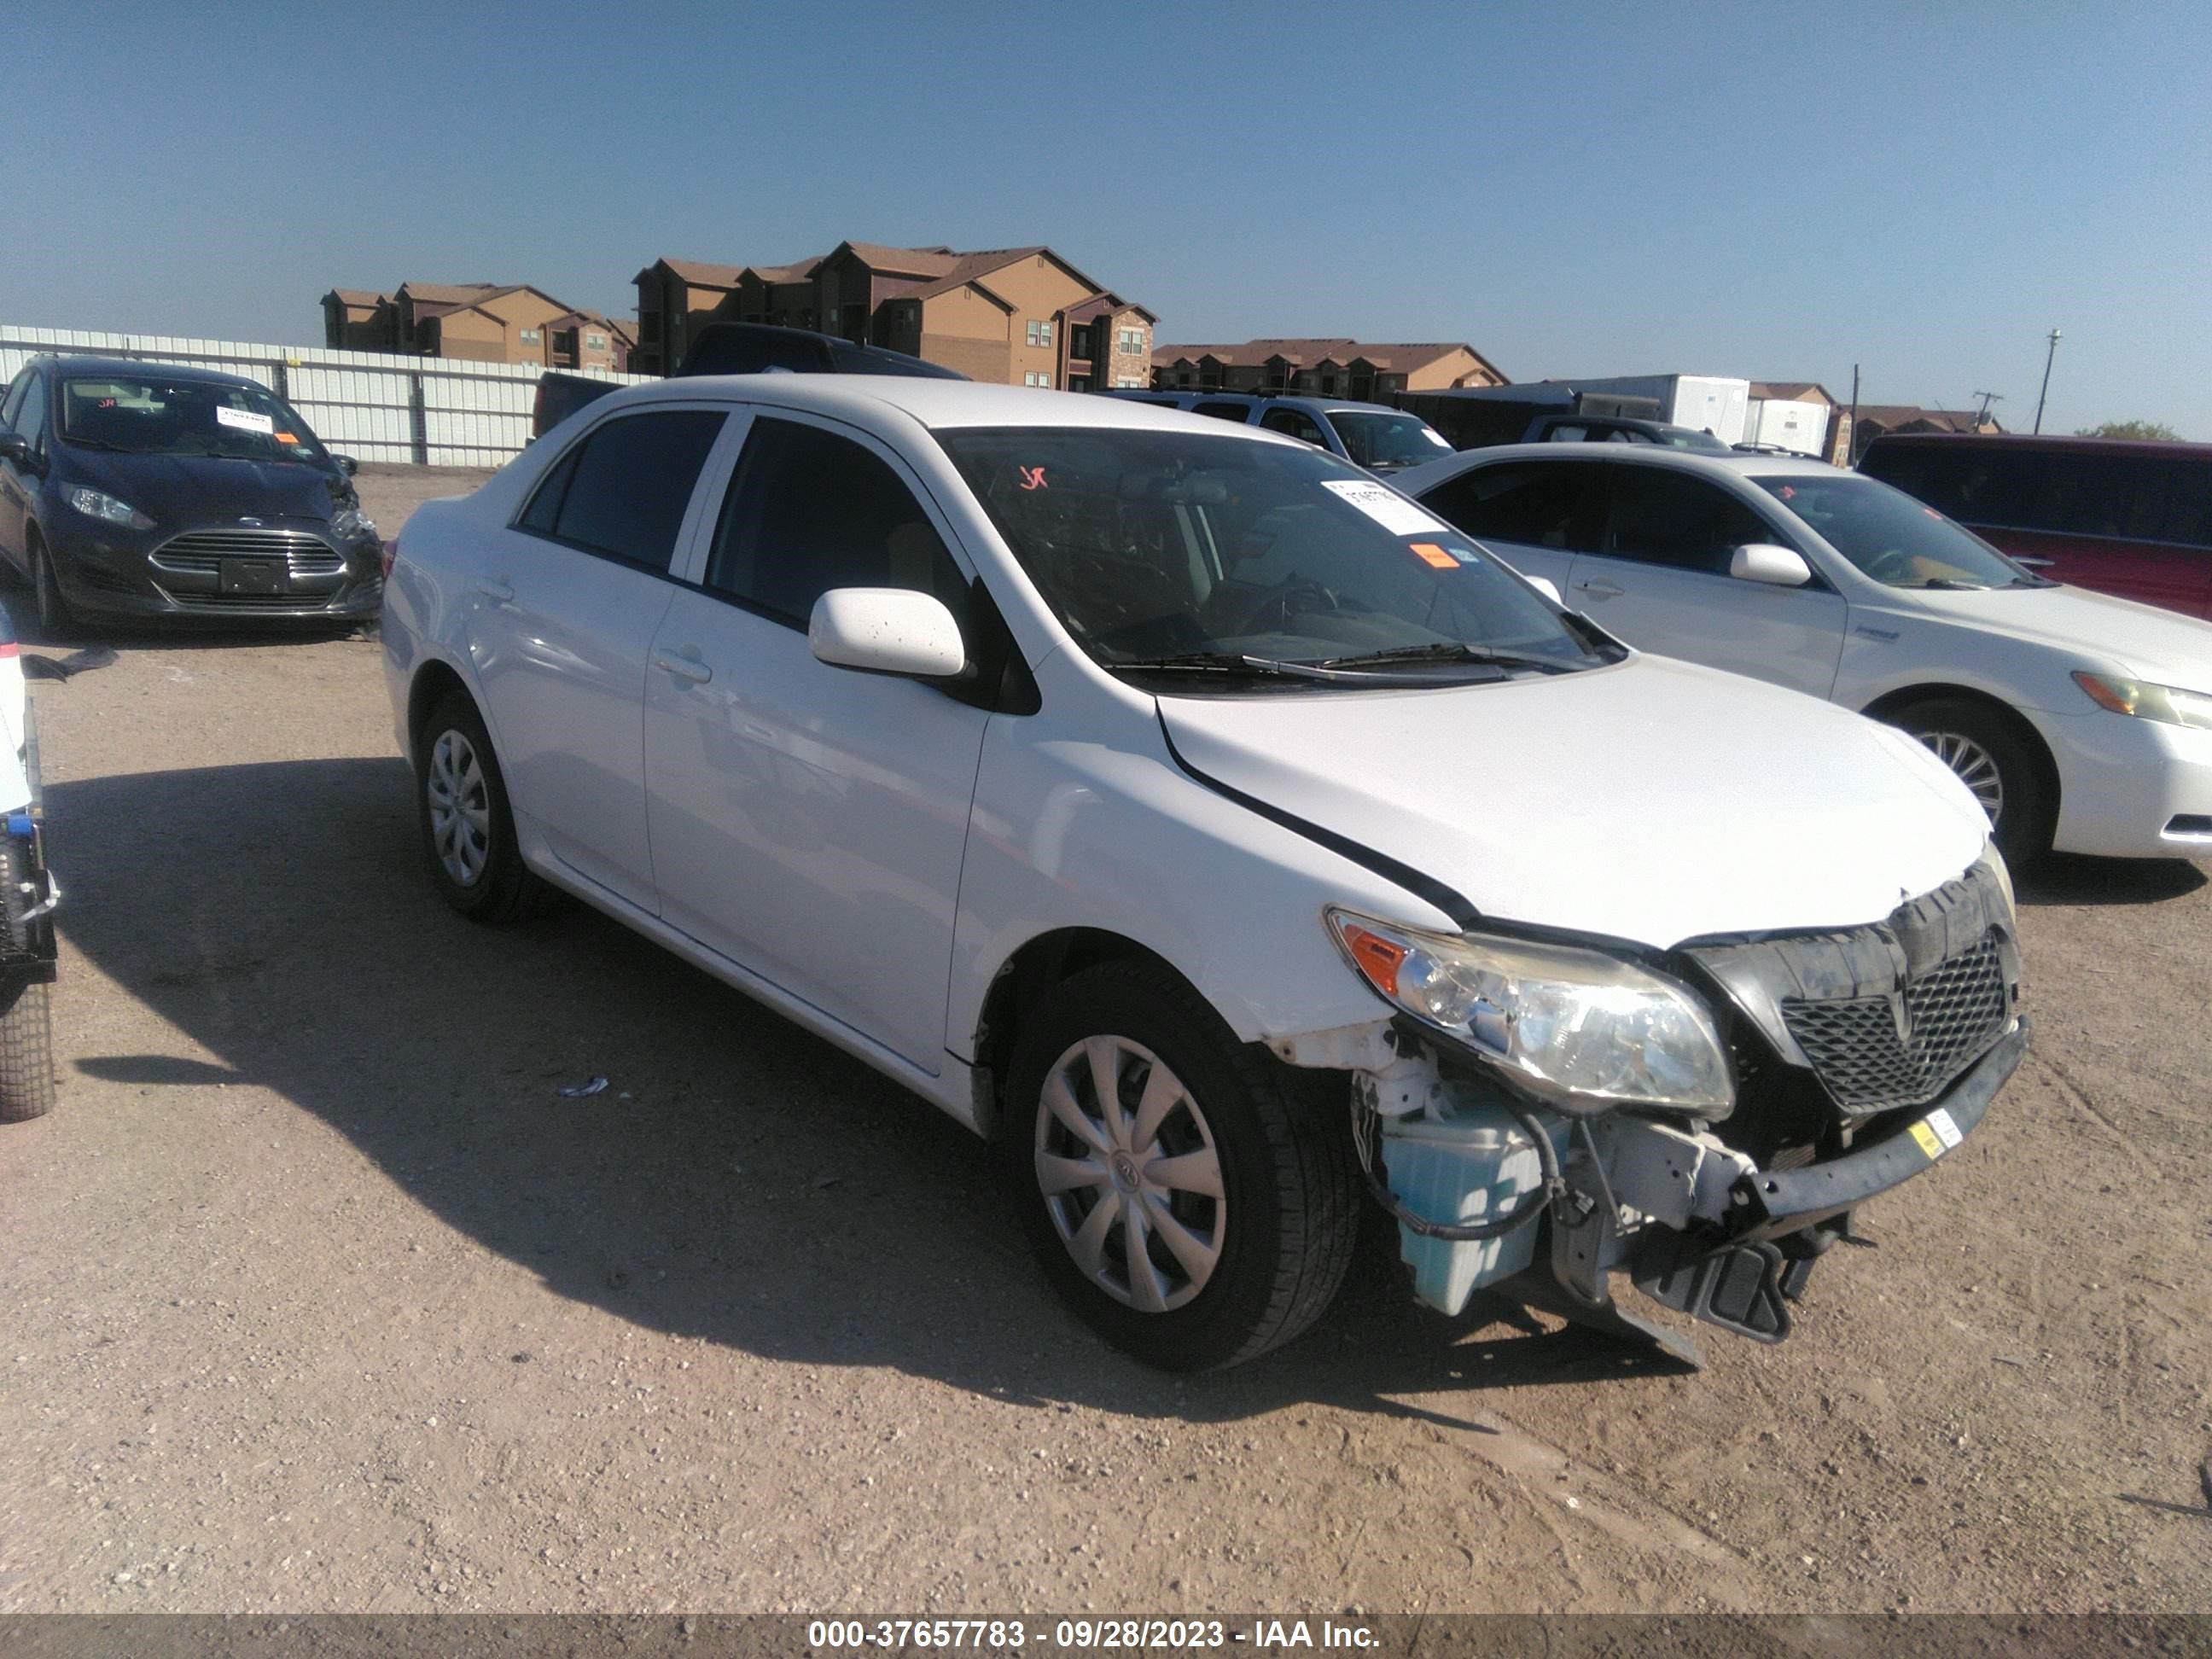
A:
[[468, 405, 728, 911], [1566, 461, 1848, 698], [643, 410, 991, 1070]]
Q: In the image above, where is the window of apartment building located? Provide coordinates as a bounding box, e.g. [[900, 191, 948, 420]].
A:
[[1114, 375, 1146, 388], [1026, 320, 1053, 348], [1024, 371, 1052, 387], [1116, 328, 1145, 355], [586, 333, 608, 350], [521, 328, 541, 344]]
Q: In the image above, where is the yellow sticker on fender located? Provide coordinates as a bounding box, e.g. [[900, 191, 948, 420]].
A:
[[1908, 1121, 1945, 1160]]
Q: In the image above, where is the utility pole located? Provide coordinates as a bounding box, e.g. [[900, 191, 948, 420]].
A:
[[2032, 329, 2061, 434], [1971, 390, 2005, 429]]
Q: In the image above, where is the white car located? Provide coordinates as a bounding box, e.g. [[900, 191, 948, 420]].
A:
[[0, 606, 57, 1121], [1394, 443, 2212, 864], [382, 380, 2026, 1371]]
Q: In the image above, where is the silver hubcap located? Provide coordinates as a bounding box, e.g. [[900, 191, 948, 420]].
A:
[[1918, 730, 2005, 824], [1034, 1035, 1225, 1314], [426, 729, 492, 886]]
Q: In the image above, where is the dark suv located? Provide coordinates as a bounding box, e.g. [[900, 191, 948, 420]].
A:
[[0, 355, 381, 632]]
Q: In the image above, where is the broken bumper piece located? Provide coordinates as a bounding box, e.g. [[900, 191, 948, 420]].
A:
[[1371, 1016, 2028, 1364]]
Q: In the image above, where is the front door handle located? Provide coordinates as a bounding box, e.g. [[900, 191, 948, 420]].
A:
[[474, 577, 515, 604], [1575, 579, 1624, 599], [2011, 555, 2055, 570], [653, 649, 713, 685]]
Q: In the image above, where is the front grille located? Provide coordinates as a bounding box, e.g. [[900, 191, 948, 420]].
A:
[[1780, 935, 2008, 1115], [151, 528, 345, 577], [169, 590, 344, 611]]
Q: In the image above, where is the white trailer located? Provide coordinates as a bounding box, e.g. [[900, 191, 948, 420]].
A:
[[1742, 397, 1831, 458], [1550, 374, 1751, 446]]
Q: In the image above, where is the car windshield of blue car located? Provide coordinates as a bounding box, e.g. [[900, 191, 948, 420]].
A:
[[58, 376, 327, 463], [940, 426, 1610, 688]]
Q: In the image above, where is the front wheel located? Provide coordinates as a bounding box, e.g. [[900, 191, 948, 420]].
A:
[[1887, 696, 2054, 865], [29, 533, 73, 641], [1004, 963, 1359, 1371]]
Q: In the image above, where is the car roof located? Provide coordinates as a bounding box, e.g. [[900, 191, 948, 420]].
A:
[[1447, 441, 1846, 480], [617, 375, 1310, 439], [36, 353, 266, 391], [1866, 431, 2212, 462]]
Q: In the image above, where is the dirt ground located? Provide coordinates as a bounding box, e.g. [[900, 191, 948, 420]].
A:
[[0, 466, 2208, 1615]]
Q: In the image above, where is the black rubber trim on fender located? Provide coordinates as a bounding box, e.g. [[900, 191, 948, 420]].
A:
[[1155, 710, 1482, 929]]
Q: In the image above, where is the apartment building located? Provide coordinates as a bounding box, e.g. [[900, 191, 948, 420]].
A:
[[631, 241, 1155, 387], [318, 284, 633, 371], [1151, 338, 1506, 399]]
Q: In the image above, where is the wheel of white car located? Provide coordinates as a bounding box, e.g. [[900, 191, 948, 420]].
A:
[[416, 690, 553, 923], [0, 836, 55, 1122], [1003, 961, 1359, 1371], [1889, 696, 2054, 866]]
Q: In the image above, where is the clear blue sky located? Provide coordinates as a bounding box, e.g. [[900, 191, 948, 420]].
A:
[[7, 3, 2208, 436]]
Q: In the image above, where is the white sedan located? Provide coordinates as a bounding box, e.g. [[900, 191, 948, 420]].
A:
[[1394, 443, 2212, 863], [381, 379, 2025, 1371]]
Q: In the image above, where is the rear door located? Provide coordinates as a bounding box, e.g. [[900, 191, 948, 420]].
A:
[[0, 371, 46, 569], [641, 410, 991, 1070], [470, 404, 728, 911], [1410, 457, 1606, 592], [1565, 461, 1847, 696]]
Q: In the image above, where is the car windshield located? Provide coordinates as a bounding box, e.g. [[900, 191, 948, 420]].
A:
[[1755, 474, 2034, 589], [57, 375, 326, 463], [1326, 410, 1452, 472], [939, 427, 1608, 689]]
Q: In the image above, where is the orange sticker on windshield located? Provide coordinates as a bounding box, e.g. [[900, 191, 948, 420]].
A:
[[1411, 542, 1458, 569], [275, 431, 300, 445]]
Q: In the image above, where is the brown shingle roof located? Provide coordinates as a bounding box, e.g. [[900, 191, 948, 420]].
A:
[[399, 282, 513, 305], [907, 247, 1049, 300], [1852, 405, 1996, 433], [329, 288, 390, 307], [661, 259, 749, 287], [837, 242, 963, 278], [1153, 338, 1482, 373], [1752, 381, 1836, 405]]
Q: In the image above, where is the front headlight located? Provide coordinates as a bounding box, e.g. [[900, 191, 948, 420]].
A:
[[66, 486, 154, 531], [329, 506, 377, 540], [1325, 909, 1734, 1115], [2073, 671, 2212, 732]]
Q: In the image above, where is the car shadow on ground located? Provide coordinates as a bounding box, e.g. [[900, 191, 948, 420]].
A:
[[49, 756, 1691, 1428], [2017, 852, 2207, 907]]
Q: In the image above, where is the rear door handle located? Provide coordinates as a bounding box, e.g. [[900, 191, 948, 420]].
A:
[[2011, 556, 2055, 570], [653, 649, 713, 685], [1575, 579, 1624, 599], [474, 577, 514, 604]]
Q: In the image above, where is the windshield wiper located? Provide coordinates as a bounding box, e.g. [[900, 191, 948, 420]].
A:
[[61, 434, 131, 452], [1313, 641, 1570, 674], [1105, 651, 1357, 681]]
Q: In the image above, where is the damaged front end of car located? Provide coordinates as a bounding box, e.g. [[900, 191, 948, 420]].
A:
[[1290, 852, 2026, 1365]]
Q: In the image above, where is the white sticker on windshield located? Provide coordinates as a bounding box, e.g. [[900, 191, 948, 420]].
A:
[[1320, 478, 1452, 538], [216, 405, 274, 435], [1424, 429, 1452, 447]]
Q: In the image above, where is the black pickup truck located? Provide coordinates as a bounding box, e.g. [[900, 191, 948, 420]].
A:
[[532, 323, 965, 439]]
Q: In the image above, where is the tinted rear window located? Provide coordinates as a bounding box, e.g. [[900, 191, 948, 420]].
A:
[[1867, 442, 2212, 549], [524, 410, 727, 570]]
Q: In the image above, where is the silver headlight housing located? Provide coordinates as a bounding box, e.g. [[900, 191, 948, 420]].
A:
[[67, 486, 154, 531], [329, 505, 376, 540], [2073, 670, 2212, 732], [1326, 909, 1733, 1115]]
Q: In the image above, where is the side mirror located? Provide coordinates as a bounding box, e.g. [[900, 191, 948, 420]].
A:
[[0, 433, 32, 469], [333, 454, 359, 476], [808, 587, 968, 679], [1525, 575, 1564, 606], [1730, 543, 1813, 586]]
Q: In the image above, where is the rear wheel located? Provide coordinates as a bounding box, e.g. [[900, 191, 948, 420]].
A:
[[1003, 962, 1359, 1371], [415, 691, 552, 923], [1887, 696, 2054, 865]]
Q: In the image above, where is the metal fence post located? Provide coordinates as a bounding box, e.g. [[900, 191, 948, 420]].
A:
[[409, 373, 428, 466]]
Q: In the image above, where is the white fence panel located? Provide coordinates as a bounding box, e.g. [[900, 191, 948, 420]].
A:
[[0, 323, 653, 467]]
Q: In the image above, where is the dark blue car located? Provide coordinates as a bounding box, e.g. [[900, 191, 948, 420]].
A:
[[0, 355, 381, 632]]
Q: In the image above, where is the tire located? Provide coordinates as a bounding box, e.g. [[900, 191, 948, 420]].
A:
[[1002, 961, 1359, 1371], [29, 531, 73, 641], [415, 690, 552, 923], [0, 838, 55, 1122], [1886, 696, 2055, 866]]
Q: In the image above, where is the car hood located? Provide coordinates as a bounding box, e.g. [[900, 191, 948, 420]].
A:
[[1157, 655, 1990, 950], [1882, 583, 2212, 689], [59, 446, 346, 527]]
